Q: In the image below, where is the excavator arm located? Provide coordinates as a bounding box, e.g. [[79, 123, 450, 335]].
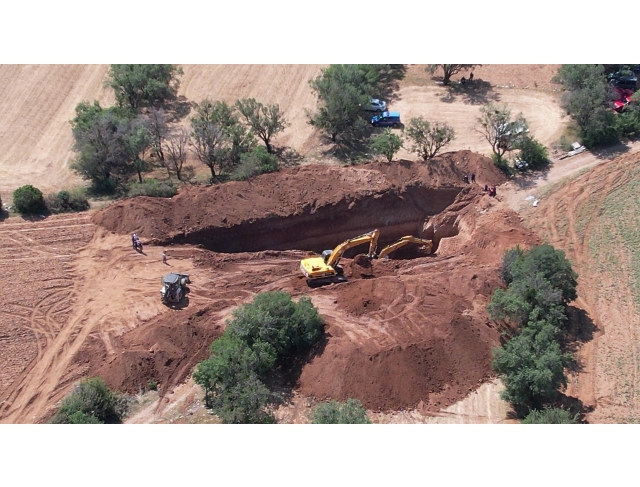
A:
[[325, 229, 380, 268], [375, 236, 432, 259]]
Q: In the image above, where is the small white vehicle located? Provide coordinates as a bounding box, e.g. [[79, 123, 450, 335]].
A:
[[364, 98, 387, 112]]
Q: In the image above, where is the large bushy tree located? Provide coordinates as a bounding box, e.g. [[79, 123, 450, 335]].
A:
[[308, 64, 396, 142], [193, 291, 324, 424], [107, 64, 183, 110], [70, 101, 153, 191], [553, 64, 619, 148], [51, 377, 120, 424]]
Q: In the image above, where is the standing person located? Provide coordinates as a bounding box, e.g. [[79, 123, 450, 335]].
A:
[[469, 72, 474, 83], [471, 173, 476, 183], [463, 173, 469, 184], [131, 234, 137, 250], [162, 251, 167, 264]]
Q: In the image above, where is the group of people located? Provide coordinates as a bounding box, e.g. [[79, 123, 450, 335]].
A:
[[462, 173, 476, 184], [484, 185, 497, 197]]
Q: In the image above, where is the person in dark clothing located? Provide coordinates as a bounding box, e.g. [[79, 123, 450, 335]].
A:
[[469, 72, 474, 83], [463, 173, 469, 184], [471, 173, 476, 183], [484, 184, 489, 192]]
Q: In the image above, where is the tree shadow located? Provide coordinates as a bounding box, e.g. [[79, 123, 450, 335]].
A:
[[377, 64, 407, 101], [324, 133, 374, 164], [163, 95, 194, 122], [0, 210, 9, 222], [592, 140, 631, 160], [562, 305, 598, 356], [274, 146, 304, 167], [510, 165, 552, 190], [263, 330, 330, 405], [440, 79, 501, 105], [506, 393, 592, 423]]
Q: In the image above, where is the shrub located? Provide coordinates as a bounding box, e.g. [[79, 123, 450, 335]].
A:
[[13, 185, 46, 214], [51, 377, 120, 424], [516, 136, 550, 171], [312, 399, 371, 424], [45, 188, 90, 214], [369, 128, 403, 162], [231, 146, 279, 181], [128, 179, 177, 198], [146, 380, 158, 391], [491, 153, 512, 176], [521, 407, 580, 424]]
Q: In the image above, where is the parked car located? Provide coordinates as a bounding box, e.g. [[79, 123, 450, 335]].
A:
[[609, 72, 638, 90], [371, 111, 401, 127], [364, 98, 387, 112]]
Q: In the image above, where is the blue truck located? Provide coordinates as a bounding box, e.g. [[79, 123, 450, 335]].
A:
[[371, 111, 401, 128]]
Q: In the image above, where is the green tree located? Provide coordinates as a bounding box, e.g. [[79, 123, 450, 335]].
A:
[[192, 333, 276, 422], [508, 244, 578, 304], [476, 103, 528, 158], [12, 184, 45, 214], [308, 64, 392, 142], [369, 129, 403, 162], [123, 117, 152, 183], [553, 64, 618, 148], [521, 407, 580, 424], [311, 399, 371, 424], [226, 291, 323, 359], [492, 320, 572, 411], [235, 98, 288, 154], [426, 64, 479, 85], [146, 107, 169, 164], [70, 101, 136, 193], [190, 100, 254, 179], [405, 117, 455, 160], [516, 136, 550, 171], [51, 377, 120, 424], [107, 64, 183, 110]]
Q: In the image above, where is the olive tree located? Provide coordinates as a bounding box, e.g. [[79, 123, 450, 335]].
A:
[[235, 98, 288, 154], [405, 117, 455, 160], [476, 103, 528, 158]]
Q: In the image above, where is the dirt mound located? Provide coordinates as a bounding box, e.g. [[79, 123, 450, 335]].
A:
[[93, 152, 506, 254], [289, 186, 540, 411], [79, 305, 224, 397]]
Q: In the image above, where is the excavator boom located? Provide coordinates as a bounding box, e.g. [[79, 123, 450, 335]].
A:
[[376, 236, 433, 259], [300, 229, 380, 285]]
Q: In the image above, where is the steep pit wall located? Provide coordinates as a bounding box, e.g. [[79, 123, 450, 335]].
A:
[[167, 184, 461, 254]]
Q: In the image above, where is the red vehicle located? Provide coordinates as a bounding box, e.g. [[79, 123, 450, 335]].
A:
[[613, 87, 635, 113]]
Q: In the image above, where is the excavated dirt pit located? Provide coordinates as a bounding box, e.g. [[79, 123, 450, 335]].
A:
[[84, 152, 542, 415], [0, 151, 542, 422]]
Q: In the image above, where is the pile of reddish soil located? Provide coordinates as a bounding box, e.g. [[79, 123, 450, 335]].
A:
[[78, 305, 224, 397]]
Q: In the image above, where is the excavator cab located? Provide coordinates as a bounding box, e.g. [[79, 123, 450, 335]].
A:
[[300, 229, 380, 287]]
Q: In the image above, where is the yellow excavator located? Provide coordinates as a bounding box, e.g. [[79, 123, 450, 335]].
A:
[[375, 236, 433, 259], [300, 229, 380, 287]]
